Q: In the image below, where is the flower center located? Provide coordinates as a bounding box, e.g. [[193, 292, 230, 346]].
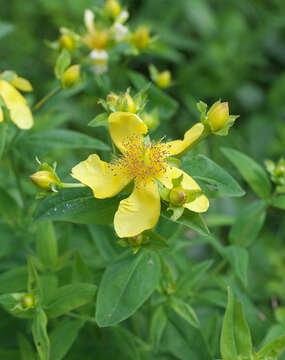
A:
[[112, 135, 170, 184]]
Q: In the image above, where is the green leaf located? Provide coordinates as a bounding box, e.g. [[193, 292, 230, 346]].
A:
[[0, 21, 14, 38], [162, 207, 209, 236], [19, 129, 109, 153], [18, 334, 37, 360], [36, 222, 58, 271], [39, 275, 58, 306], [96, 250, 161, 326], [0, 267, 28, 294], [0, 122, 7, 159], [229, 200, 267, 247], [55, 49, 71, 79], [35, 188, 122, 225], [223, 246, 249, 287], [175, 260, 213, 297], [32, 309, 50, 360], [72, 252, 92, 283], [50, 319, 84, 360], [170, 297, 200, 328], [111, 326, 141, 359], [272, 195, 285, 210], [220, 287, 253, 360], [144, 230, 169, 251], [150, 306, 168, 351], [257, 333, 285, 358], [0, 187, 20, 224], [88, 113, 109, 128], [221, 147, 272, 199], [46, 283, 97, 318], [182, 154, 245, 198]]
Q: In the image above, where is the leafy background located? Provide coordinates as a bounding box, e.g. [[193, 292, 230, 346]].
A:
[[1, 0, 285, 359]]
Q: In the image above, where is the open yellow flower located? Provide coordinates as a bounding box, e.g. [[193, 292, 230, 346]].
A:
[[72, 112, 209, 238], [0, 80, 33, 129]]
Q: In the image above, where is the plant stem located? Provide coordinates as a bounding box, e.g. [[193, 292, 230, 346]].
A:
[[32, 85, 61, 112], [67, 312, 97, 324], [62, 183, 86, 188], [9, 153, 26, 208]]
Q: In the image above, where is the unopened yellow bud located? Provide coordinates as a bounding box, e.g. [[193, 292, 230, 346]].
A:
[[118, 93, 136, 113], [207, 102, 229, 132], [169, 187, 187, 206], [21, 294, 35, 309], [132, 27, 150, 50], [104, 0, 121, 19], [156, 71, 171, 89], [62, 65, 80, 88], [59, 34, 75, 51], [30, 170, 60, 191]]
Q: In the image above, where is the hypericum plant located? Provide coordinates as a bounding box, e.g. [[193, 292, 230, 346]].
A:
[[1, 1, 285, 359]]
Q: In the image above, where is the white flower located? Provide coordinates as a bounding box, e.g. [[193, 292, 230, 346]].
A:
[[84, 9, 95, 33], [117, 10, 129, 24], [90, 49, 109, 74], [113, 22, 128, 42]]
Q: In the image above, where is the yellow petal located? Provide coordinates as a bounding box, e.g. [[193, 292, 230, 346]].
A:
[[0, 80, 33, 129], [71, 154, 131, 198], [11, 76, 33, 92], [158, 166, 209, 213], [108, 112, 148, 153], [0, 107, 3, 123], [114, 180, 160, 238], [167, 123, 204, 156]]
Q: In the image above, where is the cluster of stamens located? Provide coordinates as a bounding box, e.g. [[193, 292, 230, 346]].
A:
[[110, 135, 170, 185]]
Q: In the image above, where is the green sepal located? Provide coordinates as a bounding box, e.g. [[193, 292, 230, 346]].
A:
[[167, 204, 185, 221], [171, 174, 183, 188], [214, 115, 239, 136]]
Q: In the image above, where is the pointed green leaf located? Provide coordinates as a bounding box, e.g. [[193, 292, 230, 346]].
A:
[[182, 154, 245, 198], [229, 200, 267, 247], [221, 147, 272, 199], [96, 251, 161, 326], [170, 297, 200, 328], [36, 221, 58, 271], [55, 49, 71, 79], [50, 319, 84, 360], [257, 333, 285, 358], [150, 306, 168, 351], [223, 246, 249, 287], [32, 309, 50, 360]]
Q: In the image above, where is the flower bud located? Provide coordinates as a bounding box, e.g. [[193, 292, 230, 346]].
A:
[[30, 170, 60, 191], [169, 187, 187, 206], [156, 70, 171, 89], [128, 233, 144, 247], [118, 93, 136, 113], [141, 112, 159, 130], [62, 65, 80, 88], [21, 294, 35, 309], [104, 0, 121, 19], [107, 92, 119, 109], [59, 34, 75, 51], [207, 102, 229, 132], [132, 27, 150, 50]]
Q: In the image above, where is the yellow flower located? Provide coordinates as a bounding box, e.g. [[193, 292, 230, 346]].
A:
[[104, 0, 121, 19], [83, 9, 109, 50], [132, 27, 150, 50], [71, 112, 208, 238], [156, 70, 171, 89], [0, 80, 33, 130]]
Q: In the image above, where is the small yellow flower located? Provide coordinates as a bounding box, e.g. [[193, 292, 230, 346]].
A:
[[207, 101, 229, 132], [0, 79, 33, 130], [83, 9, 109, 50], [59, 34, 74, 51], [132, 27, 150, 50], [104, 0, 121, 19], [72, 112, 209, 238], [156, 70, 171, 89]]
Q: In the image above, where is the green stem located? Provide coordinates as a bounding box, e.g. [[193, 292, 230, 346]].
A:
[[32, 85, 61, 112], [67, 312, 97, 324], [61, 183, 86, 188], [9, 153, 26, 208]]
